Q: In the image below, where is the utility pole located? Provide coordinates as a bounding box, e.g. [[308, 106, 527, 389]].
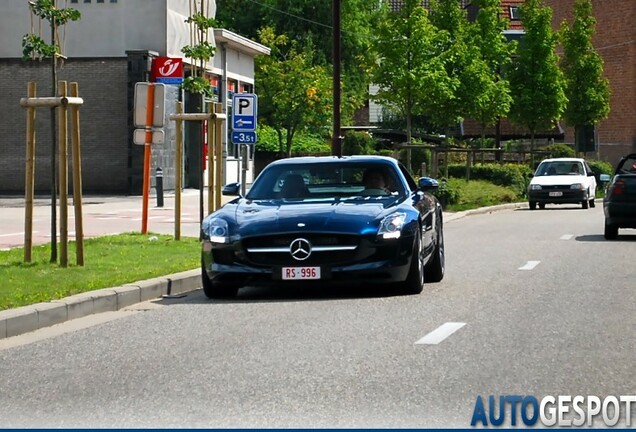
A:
[[332, 0, 342, 157]]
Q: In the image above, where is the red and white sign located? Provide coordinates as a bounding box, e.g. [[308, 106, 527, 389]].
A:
[[151, 57, 184, 84]]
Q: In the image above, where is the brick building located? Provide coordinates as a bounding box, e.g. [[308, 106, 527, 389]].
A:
[[543, 0, 636, 164]]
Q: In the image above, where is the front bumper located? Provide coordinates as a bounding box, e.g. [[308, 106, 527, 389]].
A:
[[528, 188, 587, 204], [201, 234, 416, 286]]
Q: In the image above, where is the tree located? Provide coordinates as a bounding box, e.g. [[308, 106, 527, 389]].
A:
[[215, 0, 378, 124], [21, 0, 81, 263], [256, 27, 332, 156], [427, 0, 475, 136], [180, 0, 216, 96], [507, 0, 567, 160], [559, 0, 610, 153], [371, 0, 450, 145], [464, 0, 514, 142]]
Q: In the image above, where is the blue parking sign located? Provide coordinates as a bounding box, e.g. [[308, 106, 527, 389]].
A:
[[232, 93, 257, 131]]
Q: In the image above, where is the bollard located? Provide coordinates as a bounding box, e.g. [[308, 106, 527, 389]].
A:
[[156, 167, 164, 207]]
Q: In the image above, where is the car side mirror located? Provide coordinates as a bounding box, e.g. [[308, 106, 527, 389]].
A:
[[599, 174, 611, 182], [222, 182, 241, 196], [418, 177, 439, 191]]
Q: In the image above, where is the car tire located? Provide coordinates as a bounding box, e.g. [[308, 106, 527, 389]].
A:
[[402, 233, 424, 294], [582, 197, 589, 209], [424, 225, 445, 283], [201, 258, 240, 299], [529, 201, 537, 210], [590, 198, 596, 208], [604, 222, 618, 240], [538, 203, 546, 210]]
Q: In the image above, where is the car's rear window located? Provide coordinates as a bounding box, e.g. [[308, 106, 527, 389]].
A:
[[247, 162, 406, 201], [617, 156, 636, 174]]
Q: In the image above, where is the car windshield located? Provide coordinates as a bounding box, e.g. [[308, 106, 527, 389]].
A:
[[536, 161, 583, 176], [246, 162, 407, 201]]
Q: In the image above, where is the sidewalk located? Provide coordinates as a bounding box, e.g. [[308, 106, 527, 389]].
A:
[[0, 188, 232, 250]]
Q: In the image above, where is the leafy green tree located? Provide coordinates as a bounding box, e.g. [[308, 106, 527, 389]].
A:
[[559, 0, 611, 151], [21, 0, 81, 264], [427, 0, 475, 135], [256, 27, 332, 156], [371, 0, 450, 145], [464, 0, 514, 141], [180, 1, 216, 96], [507, 0, 567, 160], [215, 0, 378, 124]]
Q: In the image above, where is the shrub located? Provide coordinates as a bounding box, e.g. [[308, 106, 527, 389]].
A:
[[343, 130, 375, 155], [432, 179, 460, 209], [545, 143, 575, 158]]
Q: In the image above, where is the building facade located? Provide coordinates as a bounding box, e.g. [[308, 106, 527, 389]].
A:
[[544, 0, 636, 164], [0, 0, 269, 194]]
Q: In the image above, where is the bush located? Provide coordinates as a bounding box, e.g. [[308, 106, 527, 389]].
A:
[[343, 130, 375, 155], [432, 178, 460, 209], [545, 143, 575, 158]]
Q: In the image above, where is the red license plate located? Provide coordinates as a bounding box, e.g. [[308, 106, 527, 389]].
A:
[[282, 267, 321, 280]]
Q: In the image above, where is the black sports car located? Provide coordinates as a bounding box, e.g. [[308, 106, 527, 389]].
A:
[[201, 155, 445, 298]]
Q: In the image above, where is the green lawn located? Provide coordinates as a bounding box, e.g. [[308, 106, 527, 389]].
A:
[[0, 233, 200, 310], [444, 178, 520, 212]]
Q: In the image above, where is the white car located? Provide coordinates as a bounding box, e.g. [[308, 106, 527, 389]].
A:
[[528, 158, 597, 210]]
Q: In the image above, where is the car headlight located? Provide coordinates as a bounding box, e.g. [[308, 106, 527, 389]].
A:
[[570, 183, 584, 190], [202, 217, 229, 243], [378, 212, 407, 239], [529, 184, 542, 191]]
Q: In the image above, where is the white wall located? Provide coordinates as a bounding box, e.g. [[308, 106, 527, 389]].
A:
[[0, 0, 216, 61]]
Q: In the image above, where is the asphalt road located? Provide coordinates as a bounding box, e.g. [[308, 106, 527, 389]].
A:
[[1, 203, 635, 428]]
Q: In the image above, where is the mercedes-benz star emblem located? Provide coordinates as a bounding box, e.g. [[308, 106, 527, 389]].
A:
[[290, 238, 312, 261]]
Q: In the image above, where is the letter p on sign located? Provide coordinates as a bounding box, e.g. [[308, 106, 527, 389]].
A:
[[232, 93, 257, 132]]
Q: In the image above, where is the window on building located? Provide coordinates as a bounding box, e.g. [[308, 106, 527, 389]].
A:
[[509, 6, 520, 20], [70, 0, 78, 3]]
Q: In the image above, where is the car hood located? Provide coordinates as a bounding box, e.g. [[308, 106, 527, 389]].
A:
[[226, 198, 398, 237], [530, 175, 589, 186]]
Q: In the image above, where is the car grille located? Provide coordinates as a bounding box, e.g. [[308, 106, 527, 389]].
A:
[[242, 233, 363, 266]]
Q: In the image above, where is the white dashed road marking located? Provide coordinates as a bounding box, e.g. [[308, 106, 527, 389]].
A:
[[560, 234, 573, 240], [415, 322, 466, 345], [518, 261, 540, 270]]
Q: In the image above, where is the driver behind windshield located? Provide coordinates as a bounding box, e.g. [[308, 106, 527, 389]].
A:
[[362, 168, 389, 196]]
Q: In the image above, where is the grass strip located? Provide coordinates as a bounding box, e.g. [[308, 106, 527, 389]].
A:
[[0, 232, 200, 310]]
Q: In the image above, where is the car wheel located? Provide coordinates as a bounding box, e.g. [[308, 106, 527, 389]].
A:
[[590, 198, 596, 208], [582, 192, 589, 209], [604, 222, 618, 240], [201, 258, 239, 299], [424, 225, 445, 283], [403, 232, 424, 294], [538, 203, 546, 210], [529, 201, 537, 210]]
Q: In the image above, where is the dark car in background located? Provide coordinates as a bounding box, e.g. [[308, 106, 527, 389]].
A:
[[200, 155, 445, 298], [603, 153, 636, 239]]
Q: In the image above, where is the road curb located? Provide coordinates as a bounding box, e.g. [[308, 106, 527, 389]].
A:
[[444, 201, 528, 223], [0, 268, 201, 340]]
